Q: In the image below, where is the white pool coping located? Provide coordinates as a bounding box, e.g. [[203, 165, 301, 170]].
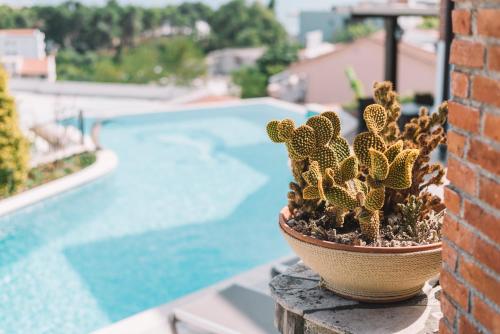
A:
[[0, 149, 118, 217]]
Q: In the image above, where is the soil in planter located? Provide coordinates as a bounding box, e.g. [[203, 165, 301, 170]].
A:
[[286, 207, 443, 247]]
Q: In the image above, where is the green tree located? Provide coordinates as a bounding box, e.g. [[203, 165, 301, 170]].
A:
[[0, 67, 29, 197], [120, 6, 142, 48], [209, 0, 286, 50], [232, 41, 298, 99], [257, 42, 299, 76], [268, 0, 276, 12], [334, 22, 378, 43], [232, 66, 268, 98]]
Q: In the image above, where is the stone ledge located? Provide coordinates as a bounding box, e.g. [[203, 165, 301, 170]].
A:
[[0, 149, 118, 217], [270, 263, 442, 334]]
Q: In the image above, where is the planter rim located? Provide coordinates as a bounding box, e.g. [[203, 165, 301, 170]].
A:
[[279, 207, 441, 254]]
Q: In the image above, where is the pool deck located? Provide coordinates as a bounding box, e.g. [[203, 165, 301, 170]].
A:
[[0, 149, 118, 217], [92, 255, 297, 334]]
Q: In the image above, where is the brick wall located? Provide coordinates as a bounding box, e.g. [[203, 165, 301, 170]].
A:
[[441, 0, 500, 333]]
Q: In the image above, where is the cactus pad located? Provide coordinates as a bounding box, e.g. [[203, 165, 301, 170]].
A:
[[290, 125, 316, 157], [353, 132, 386, 166], [358, 209, 380, 241], [364, 104, 387, 133], [303, 186, 321, 200], [321, 111, 341, 138], [384, 140, 403, 163], [368, 148, 389, 181], [337, 156, 358, 183], [309, 146, 338, 172], [277, 119, 296, 141], [384, 149, 419, 189], [306, 115, 333, 146], [329, 136, 350, 162], [285, 142, 305, 161], [365, 187, 385, 211], [324, 185, 358, 210], [266, 120, 284, 143]]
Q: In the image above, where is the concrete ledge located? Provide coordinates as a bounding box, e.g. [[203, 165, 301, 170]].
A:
[[270, 263, 442, 334], [0, 149, 118, 217]]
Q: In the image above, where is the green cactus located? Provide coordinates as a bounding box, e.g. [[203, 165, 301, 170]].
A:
[[353, 132, 385, 166], [266, 84, 435, 244], [363, 104, 387, 133]]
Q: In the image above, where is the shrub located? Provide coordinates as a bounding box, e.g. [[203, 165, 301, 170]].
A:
[[0, 67, 29, 196]]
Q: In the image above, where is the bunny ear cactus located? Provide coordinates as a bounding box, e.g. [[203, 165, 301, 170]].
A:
[[267, 82, 446, 245]]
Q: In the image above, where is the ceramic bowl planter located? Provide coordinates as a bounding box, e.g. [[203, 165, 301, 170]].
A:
[[279, 207, 442, 303]]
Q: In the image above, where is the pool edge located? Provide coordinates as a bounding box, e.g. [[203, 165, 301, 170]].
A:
[[0, 149, 118, 218]]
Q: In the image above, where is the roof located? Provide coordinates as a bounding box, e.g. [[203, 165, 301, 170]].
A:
[[0, 29, 38, 36], [290, 32, 436, 70], [337, 4, 439, 18], [20, 58, 49, 76]]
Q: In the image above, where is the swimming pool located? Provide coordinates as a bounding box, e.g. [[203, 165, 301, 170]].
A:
[[0, 102, 305, 334]]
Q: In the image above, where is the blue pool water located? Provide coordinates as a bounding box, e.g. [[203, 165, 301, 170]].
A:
[[0, 103, 305, 334]]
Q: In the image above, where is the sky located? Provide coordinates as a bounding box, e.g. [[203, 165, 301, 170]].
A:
[[0, 0, 364, 35]]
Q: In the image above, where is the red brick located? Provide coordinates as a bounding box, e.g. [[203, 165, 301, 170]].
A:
[[464, 200, 500, 244], [459, 257, 500, 306], [468, 139, 500, 176], [444, 187, 462, 215], [483, 113, 500, 142], [441, 267, 469, 309], [473, 238, 500, 276], [480, 176, 500, 210], [444, 214, 474, 251], [472, 76, 500, 108], [447, 157, 477, 195], [440, 318, 453, 334], [472, 295, 500, 334], [441, 293, 458, 326], [451, 71, 469, 98], [452, 9, 471, 35], [447, 131, 467, 158], [443, 240, 459, 271], [477, 9, 500, 38], [448, 101, 480, 133], [444, 213, 500, 274], [488, 46, 500, 72], [450, 40, 484, 68], [459, 315, 481, 334]]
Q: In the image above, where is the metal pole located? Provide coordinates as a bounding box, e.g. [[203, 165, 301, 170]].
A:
[[78, 109, 85, 145], [439, 0, 455, 161], [384, 17, 399, 89], [442, 0, 454, 101]]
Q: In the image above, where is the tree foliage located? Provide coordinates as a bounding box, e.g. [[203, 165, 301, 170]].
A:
[[0, 67, 29, 197], [207, 0, 287, 50], [334, 22, 378, 43], [0, 0, 286, 54], [232, 41, 299, 98], [56, 37, 206, 85]]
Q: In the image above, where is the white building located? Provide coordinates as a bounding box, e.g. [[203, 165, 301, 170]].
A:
[[0, 29, 56, 81], [206, 47, 266, 76]]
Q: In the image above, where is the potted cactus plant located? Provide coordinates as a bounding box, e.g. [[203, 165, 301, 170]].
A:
[[267, 82, 447, 302]]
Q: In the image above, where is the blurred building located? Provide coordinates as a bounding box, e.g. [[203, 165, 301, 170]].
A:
[[206, 47, 266, 76], [298, 10, 348, 44], [268, 32, 436, 105], [299, 31, 335, 60], [0, 29, 56, 81]]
